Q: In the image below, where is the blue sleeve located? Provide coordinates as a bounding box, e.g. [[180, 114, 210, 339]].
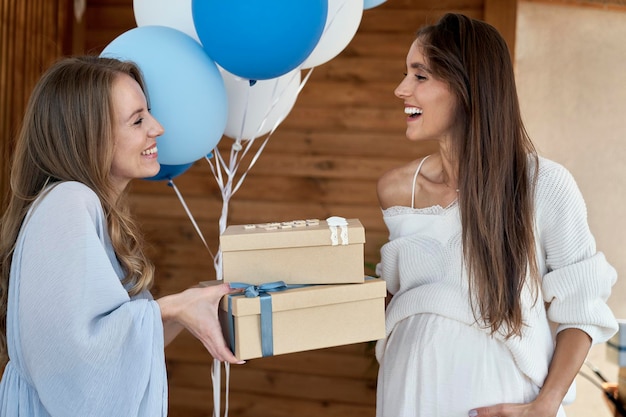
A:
[[12, 182, 167, 416]]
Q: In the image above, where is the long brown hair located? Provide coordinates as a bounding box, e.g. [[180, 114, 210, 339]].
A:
[[0, 56, 155, 366], [417, 13, 539, 338]]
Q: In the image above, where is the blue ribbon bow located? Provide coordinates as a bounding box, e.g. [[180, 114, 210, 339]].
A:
[[227, 281, 291, 357]]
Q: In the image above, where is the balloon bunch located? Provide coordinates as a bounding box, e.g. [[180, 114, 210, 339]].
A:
[[100, 0, 383, 264], [100, 1, 387, 414]]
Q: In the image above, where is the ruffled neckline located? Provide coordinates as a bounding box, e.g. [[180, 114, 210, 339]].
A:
[[382, 199, 458, 217]]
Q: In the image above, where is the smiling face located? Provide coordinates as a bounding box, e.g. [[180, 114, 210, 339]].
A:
[[395, 40, 459, 144], [109, 73, 164, 194]]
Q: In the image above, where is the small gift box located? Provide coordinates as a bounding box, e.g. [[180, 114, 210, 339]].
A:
[[220, 216, 366, 285], [218, 278, 386, 360]]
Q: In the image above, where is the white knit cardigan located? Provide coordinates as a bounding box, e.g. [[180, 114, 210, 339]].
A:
[[377, 156, 618, 390]]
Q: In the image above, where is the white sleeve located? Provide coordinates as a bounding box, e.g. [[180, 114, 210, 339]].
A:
[[537, 162, 618, 344]]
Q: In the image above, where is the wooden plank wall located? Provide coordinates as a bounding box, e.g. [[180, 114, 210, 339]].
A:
[[81, 0, 489, 416], [0, 0, 74, 210]]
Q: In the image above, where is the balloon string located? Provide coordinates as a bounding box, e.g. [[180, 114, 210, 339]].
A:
[[230, 69, 305, 184], [225, 362, 230, 417], [232, 117, 281, 195], [236, 67, 301, 149], [234, 78, 252, 145], [210, 359, 231, 417], [325, 0, 347, 37], [205, 154, 224, 192], [299, 67, 314, 93], [211, 65, 315, 225], [167, 179, 215, 261], [211, 360, 221, 417], [206, 146, 236, 280]]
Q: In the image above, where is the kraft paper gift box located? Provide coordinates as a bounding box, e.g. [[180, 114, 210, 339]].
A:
[[218, 278, 386, 361], [220, 217, 366, 285]]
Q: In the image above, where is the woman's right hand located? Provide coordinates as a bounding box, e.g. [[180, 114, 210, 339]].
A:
[[157, 283, 245, 364]]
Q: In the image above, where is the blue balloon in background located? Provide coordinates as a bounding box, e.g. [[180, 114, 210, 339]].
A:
[[144, 162, 194, 181], [101, 26, 228, 165], [364, 0, 387, 9], [192, 1, 327, 80]]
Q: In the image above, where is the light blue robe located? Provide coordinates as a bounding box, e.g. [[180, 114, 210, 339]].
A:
[[0, 181, 167, 416]]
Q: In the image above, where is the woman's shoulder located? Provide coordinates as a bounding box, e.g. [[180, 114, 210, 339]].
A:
[[19, 182, 106, 241], [45, 181, 98, 200], [534, 155, 568, 174], [533, 156, 577, 190], [377, 163, 411, 189], [377, 158, 425, 208], [532, 156, 585, 212], [35, 181, 103, 217]]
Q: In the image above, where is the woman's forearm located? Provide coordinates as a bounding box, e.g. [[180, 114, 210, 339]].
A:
[[535, 327, 592, 412]]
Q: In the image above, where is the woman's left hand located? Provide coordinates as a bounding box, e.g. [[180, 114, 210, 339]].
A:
[[469, 400, 559, 417], [157, 283, 245, 364]]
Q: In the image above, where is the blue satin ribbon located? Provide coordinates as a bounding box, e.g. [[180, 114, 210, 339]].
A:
[[227, 281, 293, 357], [226, 278, 373, 358]]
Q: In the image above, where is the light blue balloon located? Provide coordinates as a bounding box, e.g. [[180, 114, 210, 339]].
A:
[[101, 26, 228, 165], [364, 0, 387, 10], [192, 1, 327, 80]]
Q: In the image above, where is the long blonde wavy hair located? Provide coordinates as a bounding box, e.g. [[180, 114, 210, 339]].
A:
[[0, 56, 155, 367]]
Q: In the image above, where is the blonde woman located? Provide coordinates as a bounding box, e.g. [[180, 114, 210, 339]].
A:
[[0, 56, 241, 416]]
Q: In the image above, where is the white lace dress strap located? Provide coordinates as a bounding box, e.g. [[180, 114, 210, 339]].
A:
[[411, 155, 430, 209]]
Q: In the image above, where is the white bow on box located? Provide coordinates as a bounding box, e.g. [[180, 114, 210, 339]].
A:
[[326, 216, 349, 246]]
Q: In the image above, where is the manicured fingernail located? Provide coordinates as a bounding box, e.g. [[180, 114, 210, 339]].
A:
[[468, 410, 478, 417], [237, 360, 246, 365]]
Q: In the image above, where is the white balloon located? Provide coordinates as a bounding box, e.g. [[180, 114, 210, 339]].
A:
[[220, 68, 301, 141], [301, 0, 364, 69], [133, 0, 199, 42]]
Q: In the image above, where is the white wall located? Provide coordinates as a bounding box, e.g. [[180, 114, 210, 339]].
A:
[[516, 2, 626, 416]]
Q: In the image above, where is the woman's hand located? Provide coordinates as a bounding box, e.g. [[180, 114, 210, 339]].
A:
[[469, 328, 592, 417], [468, 399, 559, 417], [157, 283, 244, 364]]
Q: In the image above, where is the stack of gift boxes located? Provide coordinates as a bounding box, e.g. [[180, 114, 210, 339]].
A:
[[217, 216, 386, 360]]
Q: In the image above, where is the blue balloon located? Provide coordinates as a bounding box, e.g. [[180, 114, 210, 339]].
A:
[[364, 0, 387, 9], [192, 1, 327, 80], [144, 162, 194, 181], [101, 26, 228, 165]]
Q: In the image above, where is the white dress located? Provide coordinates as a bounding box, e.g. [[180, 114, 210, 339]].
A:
[[373, 156, 617, 417], [374, 203, 561, 417]]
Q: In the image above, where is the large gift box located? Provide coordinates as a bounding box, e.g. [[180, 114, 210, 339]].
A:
[[219, 278, 386, 361], [220, 217, 366, 285]]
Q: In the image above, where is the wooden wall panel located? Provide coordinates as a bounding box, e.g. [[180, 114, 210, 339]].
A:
[[0, 0, 74, 209], [77, 0, 503, 416]]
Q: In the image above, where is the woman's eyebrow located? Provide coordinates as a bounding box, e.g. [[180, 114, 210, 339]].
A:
[[125, 108, 144, 123], [410, 62, 431, 73]]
